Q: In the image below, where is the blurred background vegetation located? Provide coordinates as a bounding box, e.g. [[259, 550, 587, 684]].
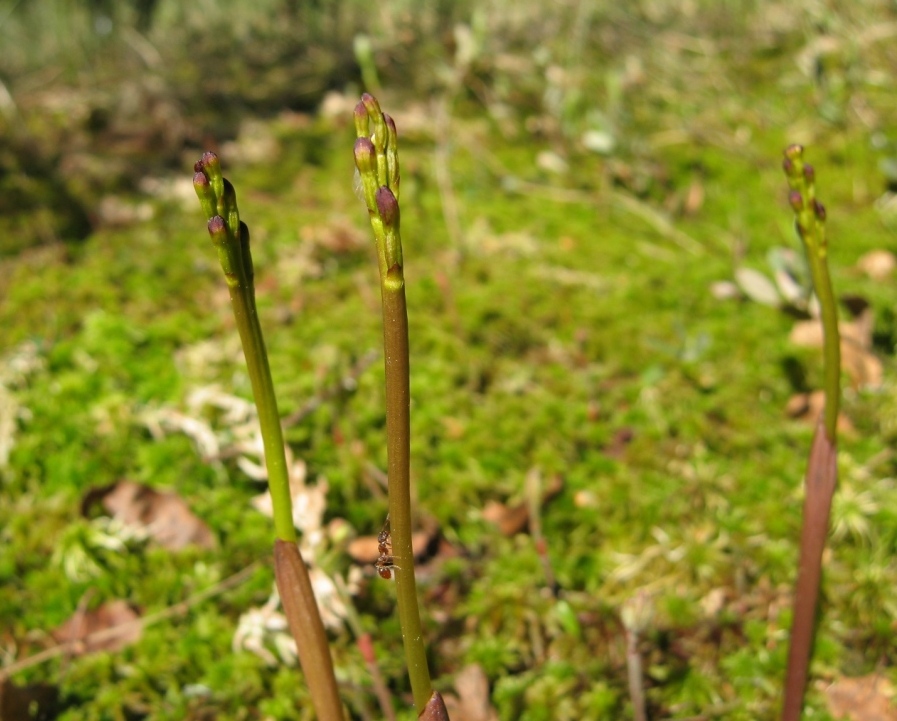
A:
[[2, 0, 897, 719]]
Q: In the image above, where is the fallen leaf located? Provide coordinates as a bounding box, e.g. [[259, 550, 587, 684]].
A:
[[88, 480, 216, 550], [789, 315, 882, 389], [347, 518, 439, 566], [784, 390, 855, 434], [442, 664, 497, 721], [683, 176, 705, 216], [735, 267, 781, 306], [482, 500, 529, 537], [482, 475, 564, 537], [855, 249, 897, 281], [0, 679, 59, 721], [709, 280, 741, 300], [823, 674, 897, 720], [52, 599, 141, 654]]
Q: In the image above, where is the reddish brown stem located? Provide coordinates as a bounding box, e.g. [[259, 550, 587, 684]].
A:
[[782, 421, 838, 721], [274, 540, 345, 720]]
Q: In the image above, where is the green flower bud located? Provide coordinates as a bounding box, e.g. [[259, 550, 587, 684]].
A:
[[354, 100, 369, 139], [784, 144, 803, 162], [200, 151, 224, 199], [361, 93, 382, 121], [193, 171, 217, 220], [354, 137, 377, 175], [208, 215, 227, 242], [221, 178, 240, 233]]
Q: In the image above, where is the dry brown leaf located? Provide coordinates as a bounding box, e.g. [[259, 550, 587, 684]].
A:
[[683, 177, 705, 216], [96, 480, 216, 550], [855, 249, 897, 281], [784, 390, 855, 434], [823, 674, 897, 720], [347, 519, 438, 565], [482, 475, 564, 537], [789, 316, 882, 389], [735, 267, 781, 306], [482, 500, 530, 537], [52, 600, 141, 654], [442, 664, 497, 721]]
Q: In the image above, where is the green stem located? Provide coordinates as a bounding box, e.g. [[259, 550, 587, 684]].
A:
[[195, 154, 342, 718], [228, 282, 297, 543], [809, 256, 840, 441]]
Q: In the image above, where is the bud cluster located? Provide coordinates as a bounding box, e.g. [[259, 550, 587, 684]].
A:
[[782, 144, 828, 254], [193, 152, 253, 286], [353, 94, 403, 272]]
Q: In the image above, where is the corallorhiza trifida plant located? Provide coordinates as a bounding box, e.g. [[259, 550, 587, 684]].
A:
[[193, 153, 345, 720]]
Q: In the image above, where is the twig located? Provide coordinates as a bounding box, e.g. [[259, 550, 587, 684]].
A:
[[0, 562, 262, 681]]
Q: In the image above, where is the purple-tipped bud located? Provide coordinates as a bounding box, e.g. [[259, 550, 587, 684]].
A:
[[788, 190, 804, 212], [803, 164, 815, 183], [813, 200, 826, 221], [193, 160, 205, 174], [194, 171, 217, 219], [375, 186, 399, 226], [354, 101, 369, 138], [782, 157, 794, 175], [208, 215, 227, 237], [384, 113, 397, 138], [361, 92, 381, 119], [201, 151, 219, 170], [354, 137, 377, 175], [784, 144, 804, 161]]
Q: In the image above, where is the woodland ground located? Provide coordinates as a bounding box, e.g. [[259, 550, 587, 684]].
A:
[[1, 1, 897, 719]]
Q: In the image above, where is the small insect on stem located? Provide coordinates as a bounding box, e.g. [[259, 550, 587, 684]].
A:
[[374, 515, 400, 580]]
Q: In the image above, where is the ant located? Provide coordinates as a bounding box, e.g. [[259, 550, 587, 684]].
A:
[[374, 515, 400, 580]]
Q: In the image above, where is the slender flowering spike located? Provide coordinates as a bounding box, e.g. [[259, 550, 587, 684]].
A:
[[352, 94, 434, 713], [780, 145, 841, 721], [192, 154, 343, 718]]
